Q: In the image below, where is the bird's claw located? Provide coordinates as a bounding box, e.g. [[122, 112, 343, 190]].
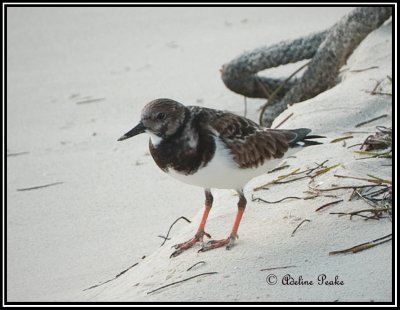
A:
[[170, 249, 183, 258], [170, 231, 211, 258], [198, 235, 237, 252]]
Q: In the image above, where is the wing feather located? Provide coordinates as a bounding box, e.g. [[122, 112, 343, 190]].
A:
[[209, 113, 291, 169]]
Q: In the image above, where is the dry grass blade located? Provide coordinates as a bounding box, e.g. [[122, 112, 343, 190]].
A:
[[76, 97, 106, 104], [304, 160, 329, 175], [347, 143, 363, 149], [309, 183, 386, 193], [253, 168, 301, 191], [261, 265, 297, 271], [274, 176, 311, 184], [147, 272, 218, 295], [17, 182, 64, 191], [355, 114, 388, 127], [369, 91, 392, 96], [274, 113, 294, 129], [7, 151, 30, 157], [349, 66, 379, 72], [315, 199, 343, 212], [354, 150, 392, 159], [334, 174, 391, 185], [187, 261, 206, 271], [330, 207, 390, 220], [254, 161, 340, 192], [312, 163, 341, 177], [367, 79, 383, 95], [329, 234, 392, 255], [268, 164, 290, 174], [291, 219, 310, 237], [353, 190, 379, 208], [330, 136, 353, 143], [83, 262, 140, 291]]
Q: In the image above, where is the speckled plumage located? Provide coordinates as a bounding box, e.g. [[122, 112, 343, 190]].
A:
[[118, 98, 323, 255], [142, 100, 315, 177]]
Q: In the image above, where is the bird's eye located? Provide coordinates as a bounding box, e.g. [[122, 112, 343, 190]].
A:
[[156, 112, 166, 120]]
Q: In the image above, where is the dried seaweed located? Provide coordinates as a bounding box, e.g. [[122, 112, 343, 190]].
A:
[[83, 258, 143, 291], [159, 216, 192, 247], [355, 126, 392, 159], [251, 195, 305, 204]]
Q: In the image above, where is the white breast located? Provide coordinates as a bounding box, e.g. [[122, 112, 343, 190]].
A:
[[166, 137, 284, 190], [147, 131, 162, 146]]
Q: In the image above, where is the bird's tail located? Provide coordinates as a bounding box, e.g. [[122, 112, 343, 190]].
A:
[[287, 128, 325, 147]]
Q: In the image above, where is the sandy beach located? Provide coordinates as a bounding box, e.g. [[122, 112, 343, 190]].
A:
[[6, 7, 393, 303]]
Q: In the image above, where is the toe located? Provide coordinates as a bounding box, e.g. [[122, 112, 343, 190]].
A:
[[170, 249, 182, 258], [225, 243, 234, 250], [198, 238, 232, 252], [203, 232, 211, 239], [225, 236, 236, 250]]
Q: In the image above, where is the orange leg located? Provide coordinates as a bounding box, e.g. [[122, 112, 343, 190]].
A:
[[170, 190, 213, 258], [199, 191, 247, 252]]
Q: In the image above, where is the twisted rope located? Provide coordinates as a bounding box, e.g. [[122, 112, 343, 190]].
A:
[[220, 7, 392, 127]]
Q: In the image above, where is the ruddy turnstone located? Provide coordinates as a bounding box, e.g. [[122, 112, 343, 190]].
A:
[[118, 98, 323, 257]]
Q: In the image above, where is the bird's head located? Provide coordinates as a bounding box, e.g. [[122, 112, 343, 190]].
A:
[[118, 98, 187, 142]]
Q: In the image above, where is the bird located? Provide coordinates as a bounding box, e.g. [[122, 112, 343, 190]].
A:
[[118, 98, 323, 257]]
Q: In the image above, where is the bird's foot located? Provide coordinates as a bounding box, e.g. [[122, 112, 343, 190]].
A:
[[170, 230, 211, 258], [198, 235, 237, 252]]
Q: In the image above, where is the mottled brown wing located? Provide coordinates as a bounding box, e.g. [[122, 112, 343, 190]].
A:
[[210, 114, 293, 169]]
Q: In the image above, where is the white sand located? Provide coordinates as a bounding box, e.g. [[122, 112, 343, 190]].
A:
[[7, 7, 392, 303]]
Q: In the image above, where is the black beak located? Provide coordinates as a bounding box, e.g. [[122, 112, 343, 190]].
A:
[[118, 121, 146, 141]]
